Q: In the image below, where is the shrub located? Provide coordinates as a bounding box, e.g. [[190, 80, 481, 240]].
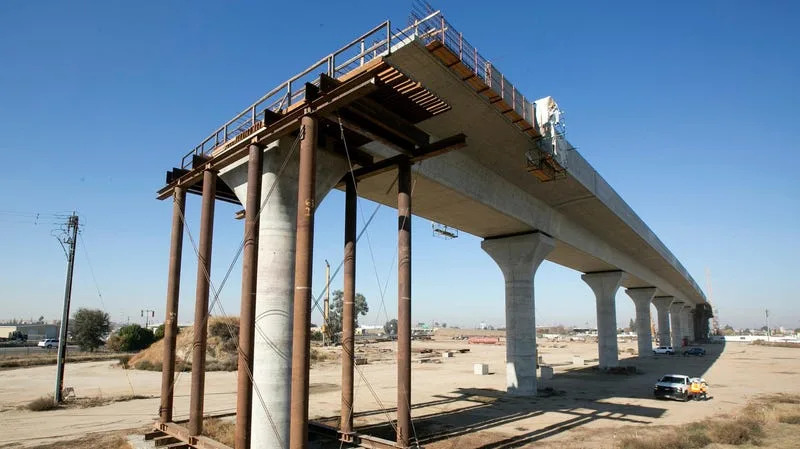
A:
[[154, 324, 165, 340], [779, 414, 800, 424], [705, 416, 763, 445], [107, 324, 155, 352], [134, 360, 160, 371], [26, 395, 60, 411]]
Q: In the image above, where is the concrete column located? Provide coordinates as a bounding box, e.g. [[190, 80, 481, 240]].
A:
[[582, 271, 626, 369], [682, 305, 694, 343], [669, 301, 685, 348], [481, 232, 555, 396], [652, 297, 673, 346], [625, 287, 656, 357], [219, 136, 347, 449]]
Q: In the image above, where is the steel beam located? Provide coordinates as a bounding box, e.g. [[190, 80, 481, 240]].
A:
[[396, 161, 412, 448], [289, 116, 317, 449], [188, 169, 217, 436], [160, 187, 186, 423], [340, 176, 357, 436], [235, 145, 263, 448]]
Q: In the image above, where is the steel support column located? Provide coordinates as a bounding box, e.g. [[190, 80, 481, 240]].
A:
[[188, 169, 217, 436], [396, 160, 412, 448], [289, 116, 317, 449], [340, 176, 357, 436], [235, 145, 263, 449], [160, 187, 186, 423]]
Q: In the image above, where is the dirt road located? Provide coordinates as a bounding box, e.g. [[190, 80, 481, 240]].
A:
[[1, 339, 798, 448]]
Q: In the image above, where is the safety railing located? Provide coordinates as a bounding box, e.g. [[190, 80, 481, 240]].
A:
[[179, 10, 555, 169]]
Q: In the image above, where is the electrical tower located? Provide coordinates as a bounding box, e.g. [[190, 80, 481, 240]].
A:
[[54, 213, 79, 404], [141, 309, 155, 328]]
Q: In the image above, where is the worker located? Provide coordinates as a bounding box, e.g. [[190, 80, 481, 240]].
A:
[[689, 377, 709, 400]]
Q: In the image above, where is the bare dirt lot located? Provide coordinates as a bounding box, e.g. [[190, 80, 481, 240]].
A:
[[1, 339, 798, 448]]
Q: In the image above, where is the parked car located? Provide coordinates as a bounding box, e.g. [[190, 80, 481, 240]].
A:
[[654, 374, 691, 401], [683, 347, 706, 356], [37, 339, 58, 349], [653, 346, 675, 355]]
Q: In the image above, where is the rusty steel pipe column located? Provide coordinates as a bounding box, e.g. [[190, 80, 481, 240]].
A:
[[340, 176, 357, 436], [289, 116, 317, 449], [396, 160, 412, 448], [188, 169, 217, 436], [235, 145, 263, 449], [159, 187, 186, 423]]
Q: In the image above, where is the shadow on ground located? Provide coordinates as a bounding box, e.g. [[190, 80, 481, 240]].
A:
[[316, 341, 726, 449]]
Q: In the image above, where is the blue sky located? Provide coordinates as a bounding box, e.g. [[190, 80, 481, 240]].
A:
[[1, 1, 798, 331]]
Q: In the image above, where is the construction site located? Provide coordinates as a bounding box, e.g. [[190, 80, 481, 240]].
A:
[[2, 2, 800, 449]]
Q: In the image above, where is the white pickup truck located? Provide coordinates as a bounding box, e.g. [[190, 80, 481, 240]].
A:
[[653, 346, 675, 355], [654, 374, 691, 401]]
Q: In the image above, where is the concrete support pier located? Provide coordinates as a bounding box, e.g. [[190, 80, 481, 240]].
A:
[[625, 287, 656, 357], [582, 271, 626, 369], [481, 232, 555, 396], [669, 301, 685, 348], [652, 296, 673, 346], [219, 135, 346, 449], [396, 161, 413, 447], [683, 305, 694, 344]]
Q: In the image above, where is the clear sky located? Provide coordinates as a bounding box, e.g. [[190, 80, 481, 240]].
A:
[[1, 1, 798, 331]]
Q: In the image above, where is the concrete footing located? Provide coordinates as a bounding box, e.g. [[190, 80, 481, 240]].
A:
[[219, 137, 346, 449], [625, 287, 656, 356], [652, 296, 673, 347], [481, 232, 554, 396], [581, 271, 626, 369]]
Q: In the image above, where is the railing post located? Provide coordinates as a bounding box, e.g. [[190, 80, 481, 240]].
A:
[[251, 107, 256, 127], [459, 32, 463, 59], [386, 20, 391, 54], [328, 56, 334, 76], [501, 74, 505, 100], [360, 40, 365, 67], [474, 48, 478, 76], [287, 83, 292, 107], [440, 15, 445, 43], [414, 19, 419, 38]]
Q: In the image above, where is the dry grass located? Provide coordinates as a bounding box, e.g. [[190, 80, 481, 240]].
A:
[[29, 428, 140, 448], [751, 340, 800, 348], [618, 393, 800, 448], [25, 395, 60, 411], [21, 393, 153, 412], [0, 352, 123, 369], [202, 417, 235, 447]]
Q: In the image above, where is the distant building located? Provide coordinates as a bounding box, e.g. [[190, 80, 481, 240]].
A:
[[0, 324, 59, 341]]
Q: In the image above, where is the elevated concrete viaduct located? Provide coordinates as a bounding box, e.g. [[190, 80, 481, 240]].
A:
[[153, 9, 707, 449]]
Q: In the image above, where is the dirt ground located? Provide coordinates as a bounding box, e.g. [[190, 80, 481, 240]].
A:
[[1, 338, 798, 448]]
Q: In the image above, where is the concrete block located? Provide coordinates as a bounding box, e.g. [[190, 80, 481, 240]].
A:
[[540, 365, 554, 380], [473, 363, 489, 375], [572, 356, 584, 366], [442, 351, 454, 358]]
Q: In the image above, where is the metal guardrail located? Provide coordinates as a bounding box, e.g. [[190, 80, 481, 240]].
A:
[[179, 10, 551, 169]]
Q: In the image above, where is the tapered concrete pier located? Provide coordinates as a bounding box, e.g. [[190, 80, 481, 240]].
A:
[[652, 296, 673, 346], [670, 301, 685, 348], [482, 232, 554, 395], [625, 287, 656, 356], [218, 137, 346, 449], [582, 271, 625, 369]]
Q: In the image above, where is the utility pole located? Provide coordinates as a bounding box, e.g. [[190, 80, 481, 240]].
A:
[[141, 309, 155, 329], [54, 213, 78, 404], [323, 259, 330, 346], [765, 309, 770, 342]]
